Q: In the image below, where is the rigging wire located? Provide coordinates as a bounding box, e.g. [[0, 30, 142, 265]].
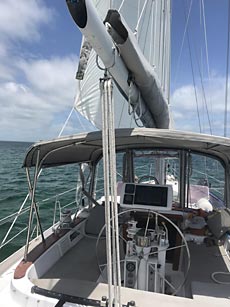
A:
[[190, 0, 213, 134], [182, 0, 212, 134], [190, 5, 213, 135], [186, 21, 202, 133], [167, 0, 172, 105], [58, 106, 75, 137], [58, 81, 81, 137], [201, 0, 211, 90], [118, 0, 125, 12], [181, 0, 202, 133], [201, 0, 213, 129], [195, 53, 213, 135], [58, 81, 89, 136], [224, 0, 230, 137], [173, 0, 193, 86], [199, 0, 205, 126], [134, 0, 148, 34]]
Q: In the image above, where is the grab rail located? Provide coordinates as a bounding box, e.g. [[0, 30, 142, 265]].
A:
[[0, 187, 79, 258]]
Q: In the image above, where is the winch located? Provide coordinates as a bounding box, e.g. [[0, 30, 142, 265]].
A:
[[60, 209, 72, 228]]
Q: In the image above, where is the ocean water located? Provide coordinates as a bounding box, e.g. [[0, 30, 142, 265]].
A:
[[0, 141, 78, 262], [0, 141, 31, 261]]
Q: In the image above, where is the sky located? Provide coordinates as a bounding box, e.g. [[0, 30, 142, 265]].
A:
[[0, 0, 230, 142]]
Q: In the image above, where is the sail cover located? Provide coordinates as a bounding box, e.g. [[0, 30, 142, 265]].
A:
[[74, 0, 171, 129]]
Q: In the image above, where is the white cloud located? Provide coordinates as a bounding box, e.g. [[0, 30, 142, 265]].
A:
[[0, 63, 14, 81], [18, 56, 77, 103], [170, 77, 230, 135], [0, 81, 51, 121], [0, 55, 79, 141], [171, 85, 198, 111], [0, 1, 84, 141], [0, 0, 53, 43], [0, 43, 7, 57], [0, 0, 55, 83]]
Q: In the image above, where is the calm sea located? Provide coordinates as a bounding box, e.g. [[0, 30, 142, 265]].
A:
[[0, 141, 77, 262], [0, 141, 31, 261]]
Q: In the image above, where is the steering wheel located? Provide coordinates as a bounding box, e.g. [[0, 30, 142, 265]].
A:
[[138, 175, 159, 184], [96, 208, 190, 296]]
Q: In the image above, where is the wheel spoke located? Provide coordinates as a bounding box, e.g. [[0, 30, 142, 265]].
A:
[[96, 208, 190, 295], [148, 243, 186, 257]]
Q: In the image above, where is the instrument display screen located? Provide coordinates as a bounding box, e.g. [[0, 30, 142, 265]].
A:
[[120, 183, 172, 211], [134, 185, 168, 207]]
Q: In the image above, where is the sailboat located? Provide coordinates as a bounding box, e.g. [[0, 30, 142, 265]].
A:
[[0, 0, 230, 306]]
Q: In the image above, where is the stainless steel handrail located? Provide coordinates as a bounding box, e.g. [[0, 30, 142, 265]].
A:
[[0, 187, 79, 253]]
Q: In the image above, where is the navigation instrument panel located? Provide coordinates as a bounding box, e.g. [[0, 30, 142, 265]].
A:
[[120, 183, 173, 211]]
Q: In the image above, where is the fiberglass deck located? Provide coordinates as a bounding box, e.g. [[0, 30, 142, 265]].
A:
[[35, 235, 230, 301]]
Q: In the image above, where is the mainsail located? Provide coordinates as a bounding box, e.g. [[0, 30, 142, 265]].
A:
[[68, 0, 171, 129]]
